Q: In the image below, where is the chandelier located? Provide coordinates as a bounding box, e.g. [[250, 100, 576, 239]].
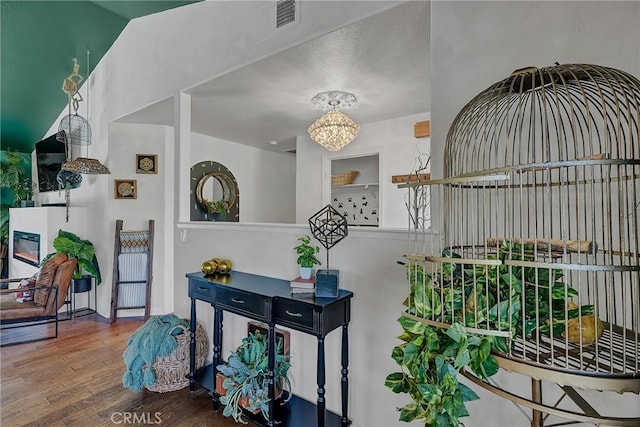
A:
[[308, 91, 360, 151]]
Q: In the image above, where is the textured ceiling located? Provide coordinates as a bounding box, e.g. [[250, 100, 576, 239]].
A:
[[116, 1, 430, 153], [0, 0, 200, 154]]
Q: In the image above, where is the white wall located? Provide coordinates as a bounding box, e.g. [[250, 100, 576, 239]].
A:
[[430, 1, 640, 426], [173, 223, 434, 427], [190, 132, 296, 223], [296, 112, 430, 228], [106, 123, 171, 316]]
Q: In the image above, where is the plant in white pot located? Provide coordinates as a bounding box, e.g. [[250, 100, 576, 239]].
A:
[[294, 235, 321, 279]]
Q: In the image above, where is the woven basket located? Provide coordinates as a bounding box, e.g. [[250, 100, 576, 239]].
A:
[[332, 170, 359, 186], [145, 322, 209, 393]]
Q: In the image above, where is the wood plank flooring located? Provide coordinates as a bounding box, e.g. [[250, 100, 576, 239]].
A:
[[1, 315, 239, 427]]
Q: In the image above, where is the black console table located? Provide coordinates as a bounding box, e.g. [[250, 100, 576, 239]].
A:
[[186, 271, 353, 427]]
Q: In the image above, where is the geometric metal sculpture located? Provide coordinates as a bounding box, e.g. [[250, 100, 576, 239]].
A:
[[308, 204, 348, 268]]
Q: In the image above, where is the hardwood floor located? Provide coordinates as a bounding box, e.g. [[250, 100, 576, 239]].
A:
[[1, 315, 239, 427]]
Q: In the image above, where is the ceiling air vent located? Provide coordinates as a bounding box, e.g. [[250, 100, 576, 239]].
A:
[[276, 0, 296, 29]]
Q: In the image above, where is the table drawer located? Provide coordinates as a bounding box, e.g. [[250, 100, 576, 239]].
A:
[[189, 279, 212, 303], [215, 287, 269, 321], [274, 299, 315, 332]]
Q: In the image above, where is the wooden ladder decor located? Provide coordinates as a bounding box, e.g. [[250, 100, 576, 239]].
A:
[[109, 219, 154, 324]]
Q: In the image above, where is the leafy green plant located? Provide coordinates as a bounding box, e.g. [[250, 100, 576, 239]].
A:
[[216, 331, 291, 424], [43, 229, 102, 285], [0, 150, 33, 207], [206, 199, 228, 220], [0, 206, 9, 246], [386, 241, 590, 426], [385, 317, 495, 426], [293, 235, 321, 268]]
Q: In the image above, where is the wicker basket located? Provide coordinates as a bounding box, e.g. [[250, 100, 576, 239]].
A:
[[145, 322, 209, 393], [331, 170, 359, 186]]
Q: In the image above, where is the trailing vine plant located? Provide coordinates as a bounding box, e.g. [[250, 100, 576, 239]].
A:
[[386, 241, 593, 426]]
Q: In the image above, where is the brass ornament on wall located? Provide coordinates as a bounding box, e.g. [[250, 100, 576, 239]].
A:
[[190, 161, 239, 222], [196, 172, 237, 213]]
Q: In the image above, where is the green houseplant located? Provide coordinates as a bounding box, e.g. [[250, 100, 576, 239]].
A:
[[0, 206, 9, 277], [43, 229, 102, 287], [0, 151, 34, 207], [206, 199, 228, 220], [216, 331, 291, 424], [385, 241, 592, 426], [294, 234, 321, 279]]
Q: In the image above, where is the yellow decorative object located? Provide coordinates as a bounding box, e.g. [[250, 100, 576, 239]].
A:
[[564, 314, 604, 345], [201, 258, 233, 276], [217, 259, 233, 274], [201, 259, 218, 275]]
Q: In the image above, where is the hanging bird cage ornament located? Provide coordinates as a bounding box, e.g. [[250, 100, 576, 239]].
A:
[[395, 63, 639, 426], [58, 54, 110, 175], [57, 58, 91, 146]]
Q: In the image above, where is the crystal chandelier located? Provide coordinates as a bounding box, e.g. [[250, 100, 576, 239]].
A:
[[308, 91, 360, 151]]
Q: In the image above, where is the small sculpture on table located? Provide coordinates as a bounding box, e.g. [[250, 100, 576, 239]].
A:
[[201, 258, 233, 276], [308, 204, 348, 297]]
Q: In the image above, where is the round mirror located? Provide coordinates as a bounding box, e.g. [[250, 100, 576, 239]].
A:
[[196, 172, 237, 213]]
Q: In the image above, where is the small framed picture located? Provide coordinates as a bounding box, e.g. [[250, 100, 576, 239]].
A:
[[136, 154, 158, 174], [114, 179, 137, 199]]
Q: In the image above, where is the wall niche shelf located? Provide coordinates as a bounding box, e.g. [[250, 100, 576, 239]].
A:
[[332, 183, 378, 189], [330, 154, 379, 227]]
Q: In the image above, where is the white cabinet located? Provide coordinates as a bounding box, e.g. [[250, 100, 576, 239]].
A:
[[9, 207, 87, 277], [331, 155, 379, 227]]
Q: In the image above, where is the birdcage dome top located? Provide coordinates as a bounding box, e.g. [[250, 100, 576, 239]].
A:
[[444, 63, 640, 178]]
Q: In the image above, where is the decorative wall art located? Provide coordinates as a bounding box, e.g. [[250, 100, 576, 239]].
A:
[[331, 190, 378, 226], [136, 154, 158, 174], [114, 179, 137, 199], [190, 161, 240, 222]]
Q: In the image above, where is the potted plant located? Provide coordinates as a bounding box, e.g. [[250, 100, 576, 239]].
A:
[[43, 229, 102, 291], [385, 241, 593, 426], [0, 150, 34, 207], [216, 331, 292, 424], [0, 206, 9, 278], [206, 199, 228, 220], [294, 234, 321, 279]]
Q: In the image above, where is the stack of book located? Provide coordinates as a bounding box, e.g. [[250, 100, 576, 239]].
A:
[[290, 276, 315, 296]]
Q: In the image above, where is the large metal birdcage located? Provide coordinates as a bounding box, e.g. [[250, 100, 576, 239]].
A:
[[399, 64, 639, 426]]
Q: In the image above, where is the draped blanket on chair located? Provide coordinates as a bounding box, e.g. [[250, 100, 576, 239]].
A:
[[122, 314, 188, 392]]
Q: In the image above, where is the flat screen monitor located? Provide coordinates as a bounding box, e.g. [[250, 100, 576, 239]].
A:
[[35, 133, 66, 192]]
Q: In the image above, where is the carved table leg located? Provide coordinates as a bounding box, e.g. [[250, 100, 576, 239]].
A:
[[212, 307, 223, 410], [341, 323, 350, 426], [189, 298, 196, 391], [317, 336, 326, 427]]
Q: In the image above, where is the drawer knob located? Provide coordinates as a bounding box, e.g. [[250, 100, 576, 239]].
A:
[[198, 286, 208, 291], [285, 310, 303, 317], [231, 297, 245, 304]]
